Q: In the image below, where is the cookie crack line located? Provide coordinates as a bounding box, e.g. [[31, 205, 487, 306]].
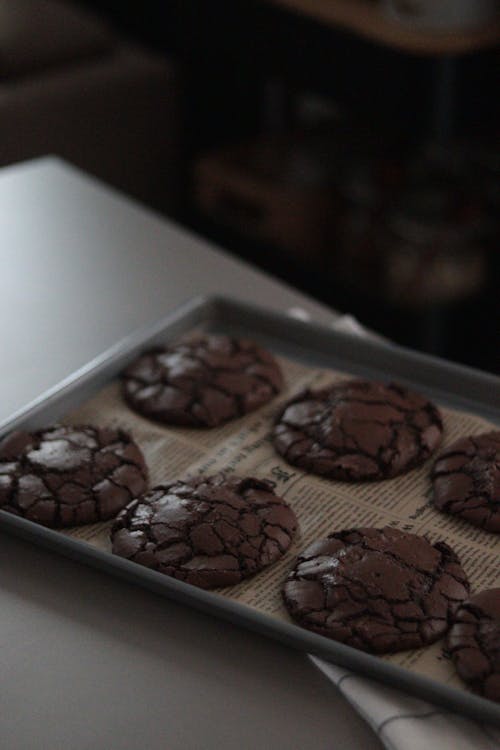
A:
[[355, 539, 466, 589], [122, 336, 284, 428], [446, 589, 500, 702], [282, 527, 469, 654], [273, 379, 442, 482], [431, 432, 500, 533], [0, 426, 147, 528], [296, 546, 464, 615], [128, 500, 294, 557], [111, 476, 298, 589]]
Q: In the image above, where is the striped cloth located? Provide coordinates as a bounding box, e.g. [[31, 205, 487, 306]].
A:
[[310, 657, 500, 750]]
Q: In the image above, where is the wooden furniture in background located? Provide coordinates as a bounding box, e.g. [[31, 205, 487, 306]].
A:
[[268, 0, 500, 55]]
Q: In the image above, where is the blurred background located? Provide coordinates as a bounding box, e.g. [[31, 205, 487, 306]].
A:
[[1, 0, 498, 372]]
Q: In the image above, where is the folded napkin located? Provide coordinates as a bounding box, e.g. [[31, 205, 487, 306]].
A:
[[310, 657, 500, 750], [286, 308, 499, 749]]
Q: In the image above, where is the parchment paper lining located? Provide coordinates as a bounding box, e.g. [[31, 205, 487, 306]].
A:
[[62, 351, 499, 691]]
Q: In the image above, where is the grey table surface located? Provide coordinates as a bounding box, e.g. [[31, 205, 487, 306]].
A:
[[0, 157, 383, 750]]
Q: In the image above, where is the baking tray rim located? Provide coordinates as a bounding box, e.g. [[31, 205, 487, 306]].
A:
[[1, 293, 499, 726]]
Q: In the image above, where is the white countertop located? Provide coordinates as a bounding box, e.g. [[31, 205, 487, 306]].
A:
[[0, 157, 383, 750], [0, 157, 337, 424]]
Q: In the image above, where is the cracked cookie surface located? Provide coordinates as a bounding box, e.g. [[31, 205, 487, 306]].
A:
[[0, 425, 147, 527], [111, 475, 298, 589], [447, 589, 500, 703], [282, 526, 469, 654], [122, 335, 284, 428], [273, 379, 443, 481], [432, 432, 500, 533]]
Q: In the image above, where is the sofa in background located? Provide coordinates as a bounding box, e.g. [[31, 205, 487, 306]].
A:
[[0, 0, 180, 212]]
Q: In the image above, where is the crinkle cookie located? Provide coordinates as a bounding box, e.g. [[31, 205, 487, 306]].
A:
[[282, 526, 469, 654], [432, 432, 500, 533], [123, 335, 284, 428], [111, 475, 298, 589], [0, 425, 147, 527], [273, 379, 443, 481]]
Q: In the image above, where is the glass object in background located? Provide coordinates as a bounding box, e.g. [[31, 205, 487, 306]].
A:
[[381, 146, 490, 357], [383, 186, 487, 308], [332, 140, 496, 368]]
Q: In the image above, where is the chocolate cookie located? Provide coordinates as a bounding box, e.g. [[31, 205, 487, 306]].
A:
[[273, 379, 443, 481], [447, 589, 500, 703], [122, 335, 284, 428], [0, 425, 147, 527], [111, 475, 298, 589], [432, 432, 500, 533], [282, 526, 469, 654]]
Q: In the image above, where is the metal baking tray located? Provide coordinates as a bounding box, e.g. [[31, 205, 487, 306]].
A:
[[1, 295, 499, 725]]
